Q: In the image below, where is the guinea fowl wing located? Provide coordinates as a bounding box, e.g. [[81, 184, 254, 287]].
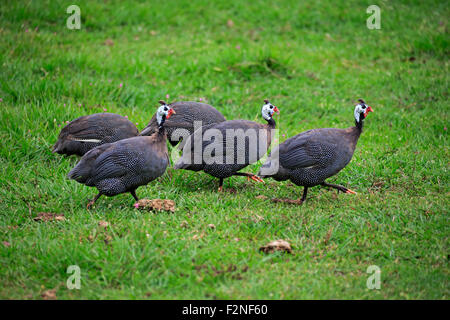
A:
[[279, 130, 338, 169], [176, 120, 269, 169], [67, 143, 114, 183], [140, 102, 225, 137], [91, 138, 160, 181]]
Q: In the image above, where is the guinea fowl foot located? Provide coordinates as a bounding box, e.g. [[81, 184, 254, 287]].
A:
[[86, 193, 102, 210], [86, 200, 95, 210], [233, 172, 264, 183], [322, 182, 357, 195], [218, 186, 223, 192], [242, 174, 264, 183], [336, 186, 357, 194]]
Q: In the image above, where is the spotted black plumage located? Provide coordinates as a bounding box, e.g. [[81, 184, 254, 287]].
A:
[[53, 113, 139, 156], [174, 100, 279, 191], [259, 100, 373, 203], [67, 106, 174, 208], [139, 101, 226, 146]]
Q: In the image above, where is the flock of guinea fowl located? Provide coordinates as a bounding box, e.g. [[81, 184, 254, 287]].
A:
[[53, 98, 373, 209]]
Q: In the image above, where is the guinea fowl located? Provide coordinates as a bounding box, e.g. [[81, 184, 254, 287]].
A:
[[53, 113, 139, 156], [68, 105, 175, 209], [139, 100, 226, 146], [174, 99, 279, 191], [259, 99, 373, 203]]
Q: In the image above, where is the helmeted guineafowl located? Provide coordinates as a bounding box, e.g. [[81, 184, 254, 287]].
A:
[[67, 104, 175, 209], [53, 113, 139, 156], [258, 99, 373, 203], [139, 100, 226, 146], [174, 99, 279, 191]]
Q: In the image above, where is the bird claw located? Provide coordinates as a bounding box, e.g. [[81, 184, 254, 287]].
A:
[[86, 201, 95, 210], [248, 175, 264, 183], [345, 189, 357, 195], [218, 186, 223, 192]]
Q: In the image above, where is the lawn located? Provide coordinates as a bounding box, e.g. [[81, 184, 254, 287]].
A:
[[0, 0, 448, 299]]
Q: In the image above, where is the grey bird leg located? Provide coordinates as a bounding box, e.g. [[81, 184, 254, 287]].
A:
[[233, 172, 264, 183], [130, 190, 139, 201], [321, 182, 357, 195], [301, 187, 308, 203], [218, 178, 224, 192], [87, 193, 102, 210]]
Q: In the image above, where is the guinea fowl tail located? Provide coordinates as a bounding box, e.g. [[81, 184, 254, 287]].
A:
[[52, 140, 62, 154], [139, 123, 156, 136], [52, 144, 60, 154], [173, 158, 188, 170], [67, 160, 91, 183], [258, 160, 289, 181]]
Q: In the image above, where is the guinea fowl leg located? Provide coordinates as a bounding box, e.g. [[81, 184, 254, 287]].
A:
[[130, 190, 139, 201], [233, 172, 264, 183], [321, 182, 357, 195], [87, 193, 102, 210], [300, 187, 308, 203], [218, 178, 224, 192]]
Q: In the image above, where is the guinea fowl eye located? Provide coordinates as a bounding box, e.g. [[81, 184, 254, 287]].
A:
[[164, 107, 168, 111], [270, 106, 273, 109], [361, 105, 366, 109]]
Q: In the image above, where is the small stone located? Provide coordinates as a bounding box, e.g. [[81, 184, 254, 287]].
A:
[[259, 240, 292, 254], [98, 221, 109, 229]]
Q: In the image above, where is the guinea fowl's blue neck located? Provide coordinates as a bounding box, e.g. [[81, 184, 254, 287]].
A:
[[266, 118, 276, 128], [158, 115, 166, 134], [355, 112, 364, 133]]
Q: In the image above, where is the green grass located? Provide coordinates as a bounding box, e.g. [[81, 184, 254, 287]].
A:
[[0, 0, 448, 299]]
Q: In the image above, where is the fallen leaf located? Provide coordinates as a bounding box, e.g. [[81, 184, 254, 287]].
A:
[[227, 19, 234, 28], [104, 38, 114, 46], [271, 198, 302, 205], [251, 214, 264, 222], [3, 241, 11, 247], [259, 240, 292, 254], [135, 199, 175, 212], [207, 224, 216, 229], [98, 221, 109, 229], [255, 195, 268, 200], [104, 234, 112, 245], [180, 221, 189, 228], [324, 227, 333, 245], [41, 289, 57, 300], [33, 212, 66, 222]]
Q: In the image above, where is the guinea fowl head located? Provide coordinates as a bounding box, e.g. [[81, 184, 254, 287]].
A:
[[156, 100, 176, 130], [262, 99, 280, 122], [354, 99, 373, 127]]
